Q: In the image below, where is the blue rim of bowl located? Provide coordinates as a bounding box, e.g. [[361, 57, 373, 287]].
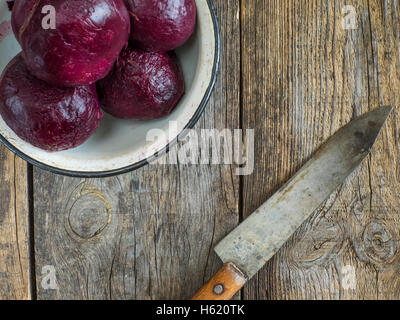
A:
[[0, 0, 221, 178]]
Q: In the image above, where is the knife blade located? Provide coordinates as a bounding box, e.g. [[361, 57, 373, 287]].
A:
[[192, 106, 393, 300]]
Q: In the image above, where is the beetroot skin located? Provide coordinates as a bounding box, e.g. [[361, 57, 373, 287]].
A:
[[0, 55, 103, 151], [16, 0, 130, 87], [11, 0, 36, 41], [98, 47, 184, 120], [125, 0, 196, 52]]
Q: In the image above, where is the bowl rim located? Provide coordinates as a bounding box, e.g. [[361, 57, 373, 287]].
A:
[[0, 0, 221, 178]]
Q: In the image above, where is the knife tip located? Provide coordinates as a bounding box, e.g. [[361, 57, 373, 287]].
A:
[[378, 105, 394, 119], [363, 106, 393, 128]]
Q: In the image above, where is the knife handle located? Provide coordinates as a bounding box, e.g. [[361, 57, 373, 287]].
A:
[[191, 263, 247, 300]]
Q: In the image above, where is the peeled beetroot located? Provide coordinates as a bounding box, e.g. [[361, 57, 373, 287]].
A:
[[125, 0, 196, 52], [11, 0, 36, 42], [0, 54, 103, 151], [98, 47, 184, 120], [16, 0, 130, 87]]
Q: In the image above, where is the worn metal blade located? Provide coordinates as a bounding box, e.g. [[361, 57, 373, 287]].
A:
[[215, 106, 393, 279]]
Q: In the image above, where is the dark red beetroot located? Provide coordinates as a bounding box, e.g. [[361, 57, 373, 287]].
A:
[[17, 0, 130, 87], [11, 0, 36, 41], [125, 0, 196, 52], [0, 54, 103, 152], [98, 47, 184, 120]]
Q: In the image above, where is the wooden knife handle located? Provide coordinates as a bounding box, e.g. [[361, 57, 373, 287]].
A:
[[191, 263, 247, 300]]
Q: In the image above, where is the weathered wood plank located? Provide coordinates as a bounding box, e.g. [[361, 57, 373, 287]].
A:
[[241, 0, 400, 299], [0, 146, 30, 300], [33, 0, 240, 300]]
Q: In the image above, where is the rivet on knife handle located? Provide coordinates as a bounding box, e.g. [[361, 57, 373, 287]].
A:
[[191, 263, 247, 300]]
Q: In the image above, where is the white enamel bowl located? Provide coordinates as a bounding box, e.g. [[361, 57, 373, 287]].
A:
[[0, 0, 220, 177]]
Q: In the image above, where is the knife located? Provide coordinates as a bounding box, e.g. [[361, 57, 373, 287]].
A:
[[192, 106, 393, 300]]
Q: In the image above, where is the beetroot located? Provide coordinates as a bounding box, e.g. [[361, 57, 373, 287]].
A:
[[98, 47, 184, 120], [0, 54, 103, 151], [11, 0, 36, 41], [17, 0, 130, 87], [125, 0, 196, 52]]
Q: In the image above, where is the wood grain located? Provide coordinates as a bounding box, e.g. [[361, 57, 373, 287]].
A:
[[0, 146, 30, 300], [241, 0, 400, 300], [1, 0, 398, 300], [32, 0, 240, 300]]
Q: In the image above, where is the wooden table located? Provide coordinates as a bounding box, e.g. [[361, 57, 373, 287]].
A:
[[0, 0, 399, 300]]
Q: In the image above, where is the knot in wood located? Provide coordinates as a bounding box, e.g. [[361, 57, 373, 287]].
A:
[[362, 221, 397, 265], [66, 190, 112, 241], [288, 225, 343, 269]]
